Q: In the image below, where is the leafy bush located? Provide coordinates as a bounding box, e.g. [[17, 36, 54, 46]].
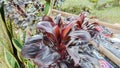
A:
[[21, 12, 114, 67]]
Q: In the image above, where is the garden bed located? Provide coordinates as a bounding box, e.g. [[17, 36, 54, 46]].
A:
[[51, 9, 120, 67], [1, 1, 120, 67]]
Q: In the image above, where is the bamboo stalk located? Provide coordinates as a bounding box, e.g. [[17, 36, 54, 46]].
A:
[[52, 9, 77, 17], [90, 41, 120, 67], [98, 45, 120, 66]]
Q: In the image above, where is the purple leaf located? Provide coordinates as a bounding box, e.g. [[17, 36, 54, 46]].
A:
[[69, 30, 91, 42], [21, 35, 43, 59], [34, 46, 60, 67], [42, 16, 55, 26], [36, 21, 53, 34]]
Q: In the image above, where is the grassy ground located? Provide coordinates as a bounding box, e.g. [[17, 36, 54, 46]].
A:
[[93, 7, 120, 23], [61, 0, 120, 23]]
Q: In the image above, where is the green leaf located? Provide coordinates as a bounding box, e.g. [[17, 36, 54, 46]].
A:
[[12, 38, 23, 52], [0, 2, 6, 23], [4, 48, 20, 68], [27, 61, 35, 68], [23, 31, 26, 45], [0, 17, 13, 53], [6, 19, 13, 37], [17, 51, 23, 62], [9, 19, 13, 37], [44, 1, 51, 15], [0, 2, 12, 39]]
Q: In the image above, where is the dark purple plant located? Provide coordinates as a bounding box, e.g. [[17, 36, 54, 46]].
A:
[[22, 14, 102, 68]]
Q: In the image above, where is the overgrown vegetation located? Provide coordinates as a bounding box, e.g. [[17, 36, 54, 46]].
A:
[[0, 0, 120, 68]]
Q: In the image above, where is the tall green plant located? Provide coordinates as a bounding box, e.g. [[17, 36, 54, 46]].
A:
[[0, 2, 35, 68], [44, 0, 51, 15]]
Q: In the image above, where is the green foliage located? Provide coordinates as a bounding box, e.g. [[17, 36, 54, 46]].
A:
[[4, 48, 20, 68], [60, 0, 120, 23], [0, 3, 5, 23], [89, 0, 98, 3], [0, 3, 13, 53], [92, 7, 120, 23], [96, 0, 113, 9], [27, 61, 35, 68], [0, 2, 35, 68], [12, 38, 23, 52], [44, 0, 51, 15], [0, 0, 52, 68], [61, 0, 115, 13], [61, 0, 93, 14], [23, 31, 26, 45], [97, 0, 113, 5]]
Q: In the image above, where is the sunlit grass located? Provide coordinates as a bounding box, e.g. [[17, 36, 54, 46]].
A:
[[61, 0, 93, 14], [93, 7, 120, 23], [61, 0, 120, 23]]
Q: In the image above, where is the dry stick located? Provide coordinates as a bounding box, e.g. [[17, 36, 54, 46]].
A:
[[52, 9, 120, 31], [51, 9, 120, 66], [90, 41, 120, 67]]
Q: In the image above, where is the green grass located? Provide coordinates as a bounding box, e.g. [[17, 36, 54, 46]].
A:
[[61, 0, 120, 23], [93, 7, 120, 23], [61, 0, 93, 14]]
